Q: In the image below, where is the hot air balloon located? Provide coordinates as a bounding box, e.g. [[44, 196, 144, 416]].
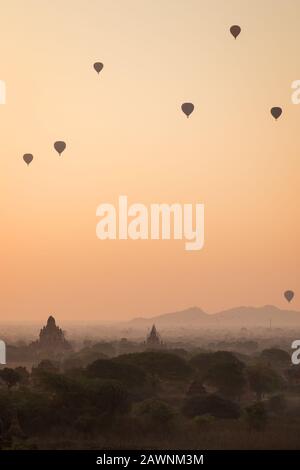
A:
[[94, 62, 103, 74], [284, 290, 294, 303], [54, 141, 66, 156], [181, 102, 194, 118], [23, 154, 33, 166], [271, 107, 282, 120], [230, 25, 241, 39]]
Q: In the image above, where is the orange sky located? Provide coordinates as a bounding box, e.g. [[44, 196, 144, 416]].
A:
[[0, 0, 299, 321]]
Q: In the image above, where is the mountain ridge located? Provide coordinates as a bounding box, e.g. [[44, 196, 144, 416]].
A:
[[125, 305, 300, 328]]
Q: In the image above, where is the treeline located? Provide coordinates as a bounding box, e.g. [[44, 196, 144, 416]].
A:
[[0, 347, 300, 449]]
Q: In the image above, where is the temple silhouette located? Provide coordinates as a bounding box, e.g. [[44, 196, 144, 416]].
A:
[[146, 324, 163, 349], [31, 315, 71, 357]]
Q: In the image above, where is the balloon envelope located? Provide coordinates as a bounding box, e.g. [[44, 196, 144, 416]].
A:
[[94, 62, 103, 74], [230, 25, 241, 39], [181, 102, 194, 118], [271, 107, 282, 120], [54, 141, 66, 155], [23, 153, 33, 165], [284, 290, 294, 303]]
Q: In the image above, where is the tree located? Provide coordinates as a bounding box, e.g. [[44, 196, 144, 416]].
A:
[[0, 389, 14, 430], [0, 368, 21, 389], [63, 350, 107, 370], [260, 348, 291, 369], [205, 362, 246, 399], [116, 352, 192, 380], [34, 370, 76, 395], [245, 402, 267, 431], [186, 377, 206, 397], [12, 387, 57, 434], [190, 351, 246, 399], [93, 380, 131, 417], [14, 367, 30, 385], [136, 399, 174, 430], [190, 351, 245, 380], [267, 394, 287, 414], [183, 394, 241, 419], [247, 364, 283, 400], [86, 359, 146, 388], [32, 359, 60, 375], [90, 342, 116, 357]]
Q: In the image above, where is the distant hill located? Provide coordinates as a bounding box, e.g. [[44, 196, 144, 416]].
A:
[[215, 305, 300, 328], [127, 307, 209, 327], [126, 305, 300, 329]]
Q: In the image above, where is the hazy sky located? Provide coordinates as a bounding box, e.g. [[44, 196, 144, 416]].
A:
[[1, 0, 299, 321]]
